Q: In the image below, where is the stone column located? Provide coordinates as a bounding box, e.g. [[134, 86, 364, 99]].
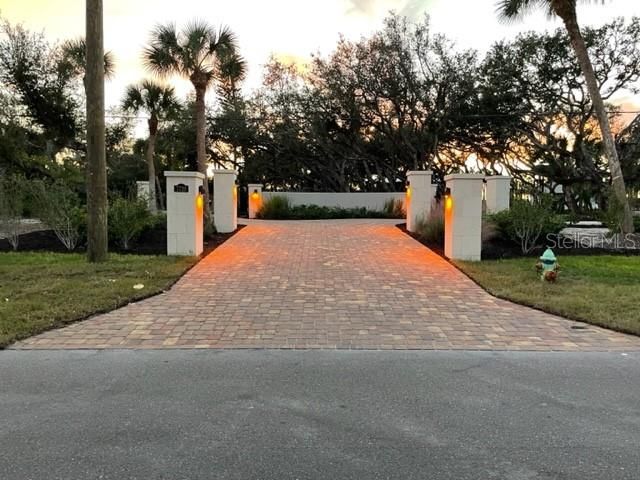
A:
[[248, 183, 263, 219], [485, 176, 511, 213], [213, 169, 238, 233], [406, 171, 433, 233], [164, 171, 204, 256], [444, 174, 484, 261]]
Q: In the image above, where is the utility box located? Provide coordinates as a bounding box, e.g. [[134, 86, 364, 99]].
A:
[[164, 171, 205, 256]]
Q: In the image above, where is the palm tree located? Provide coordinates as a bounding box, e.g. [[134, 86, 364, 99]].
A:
[[59, 37, 115, 89], [143, 20, 240, 219], [122, 80, 180, 213], [217, 50, 248, 103], [496, 0, 634, 233]]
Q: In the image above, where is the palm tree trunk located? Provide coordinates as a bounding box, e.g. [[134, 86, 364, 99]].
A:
[[559, 11, 635, 233], [146, 130, 158, 214], [194, 86, 210, 220], [85, 0, 108, 262]]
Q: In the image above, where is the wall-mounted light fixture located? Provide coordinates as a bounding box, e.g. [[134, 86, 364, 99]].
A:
[[444, 187, 452, 211]]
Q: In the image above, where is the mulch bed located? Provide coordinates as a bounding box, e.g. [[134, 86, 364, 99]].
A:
[[397, 224, 640, 260], [0, 225, 244, 256]]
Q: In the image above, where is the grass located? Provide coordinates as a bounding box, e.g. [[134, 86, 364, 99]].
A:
[[456, 255, 640, 336], [0, 252, 196, 347]]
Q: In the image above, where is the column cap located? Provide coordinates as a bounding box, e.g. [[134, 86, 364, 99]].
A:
[[212, 169, 238, 175], [248, 183, 263, 188], [485, 175, 512, 181], [407, 170, 433, 176], [164, 171, 205, 179], [444, 173, 485, 182]]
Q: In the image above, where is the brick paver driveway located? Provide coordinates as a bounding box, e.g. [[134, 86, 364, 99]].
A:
[[15, 219, 640, 351]]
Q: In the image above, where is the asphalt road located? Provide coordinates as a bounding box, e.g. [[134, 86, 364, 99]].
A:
[[1, 350, 639, 480]]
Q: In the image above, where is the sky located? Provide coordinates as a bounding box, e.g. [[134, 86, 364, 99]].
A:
[[1, 0, 640, 115]]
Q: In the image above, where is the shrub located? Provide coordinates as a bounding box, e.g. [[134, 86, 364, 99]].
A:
[[415, 214, 444, 246], [33, 181, 85, 251], [257, 195, 292, 219], [257, 195, 405, 220], [108, 196, 153, 250], [601, 188, 626, 234], [488, 199, 565, 254], [0, 175, 24, 250], [382, 198, 406, 219], [149, 211, 167, 230]]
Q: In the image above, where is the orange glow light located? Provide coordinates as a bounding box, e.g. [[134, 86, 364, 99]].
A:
[[445, 195, 453, 211], [406, 186, 412, 198], [251, 191, 260, 200], [196, 194, 204, 210]]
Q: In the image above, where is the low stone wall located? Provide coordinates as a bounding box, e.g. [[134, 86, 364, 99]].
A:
[[261, 192, 406, 211]]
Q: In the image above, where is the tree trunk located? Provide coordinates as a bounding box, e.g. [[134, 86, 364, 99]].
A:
[[559, 10, 635, 233], [155, 175, 165, 210], [146, 117, 158, 214], [194, 85, 210, 221], [85, 0, 108, 262]]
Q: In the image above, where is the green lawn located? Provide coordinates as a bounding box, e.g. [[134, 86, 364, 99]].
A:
[[456, 256, 640, 336], [0, 252, 196, 347]]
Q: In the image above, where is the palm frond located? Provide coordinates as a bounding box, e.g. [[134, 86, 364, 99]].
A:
[[143, 23, 182, 77], [59, 37, 116, 80], [122, 79, 180, 118], [496, 0, 610, 24], [495, 0, 551, 23], [210, 25, 238, 56], [217, 50, 247, 83], [142, 19, 241, 90], [104, 50, 116, 79], [184, 19, 216, 51], [121, 84, 145, 112]]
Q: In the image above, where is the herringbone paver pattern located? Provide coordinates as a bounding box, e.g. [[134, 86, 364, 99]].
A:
[[15, 219, 640, 351]]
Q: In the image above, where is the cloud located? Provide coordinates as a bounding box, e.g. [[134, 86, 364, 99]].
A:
[[346, 0, 435, 18], [346, 0, 379, 16], [400, 0, 435, 19]]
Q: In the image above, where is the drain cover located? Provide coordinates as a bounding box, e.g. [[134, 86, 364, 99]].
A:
[[571, 325, 589, 331]]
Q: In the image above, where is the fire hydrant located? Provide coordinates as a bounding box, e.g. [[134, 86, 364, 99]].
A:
[[536, 248, 559, 282]]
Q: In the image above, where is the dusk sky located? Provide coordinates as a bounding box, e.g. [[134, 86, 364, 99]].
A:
[[2, 0, 640, 114]]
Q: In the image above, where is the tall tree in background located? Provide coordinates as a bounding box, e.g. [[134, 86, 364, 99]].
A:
[[496, 0, 635, 232], [143, 20, 240, 220], [122, 80, 180, 213], [85, 0, 108, 262], [0, 20, 80, 156]]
